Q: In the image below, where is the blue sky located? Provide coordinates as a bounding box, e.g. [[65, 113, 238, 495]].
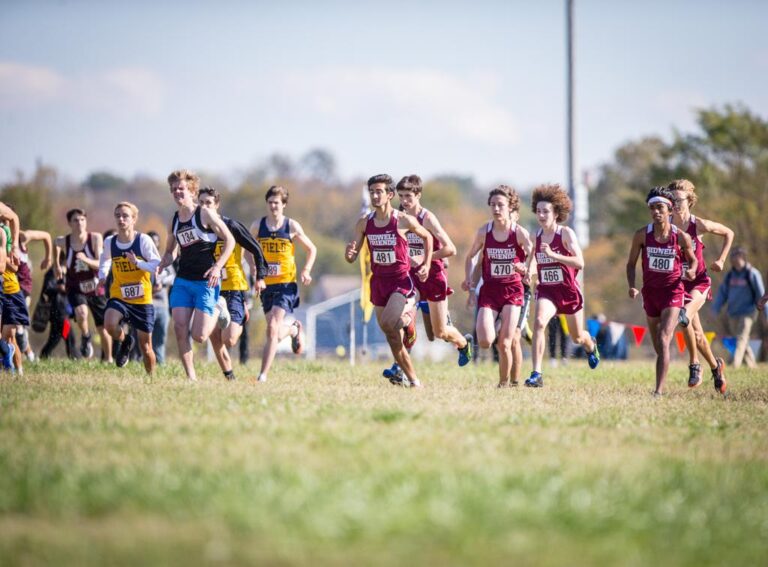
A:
[[1, 0, 766, 188]]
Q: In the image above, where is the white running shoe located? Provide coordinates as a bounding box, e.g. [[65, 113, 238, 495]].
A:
[[216, 296, 231, 329]]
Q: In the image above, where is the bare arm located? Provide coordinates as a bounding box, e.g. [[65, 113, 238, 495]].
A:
[[679, 232, 698, 281], [0, 230, 6, 274], [697, 216, 734, 273], [544, 226, 585, 270], [53, 235, 66, 279], [22, 229, 53, 270], [422, 212, 456, 260], [202, 207, 235, 288], [345, 216, 368, 263], [626, 229, 645, 298], [158, 219, 179, 272], [76, 233, 103, 270], [290, 219, 317, 285], [463, 226, 486, 291], [0, 202, 20, 260]]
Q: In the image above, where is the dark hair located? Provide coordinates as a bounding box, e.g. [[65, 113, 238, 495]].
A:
[[66, 208, 86, 222], [265, 185, 289, 204], [730, 246, 747, 259], [531, 184, 572, 223], [367, 174, 394, 193], [396, 175, 423, 195], [103, 228, 117, 239], [198, 186, 221, 205], [645, 186, 675, 208], [147, 230, 159, 239], [487, 184, 520, 212]]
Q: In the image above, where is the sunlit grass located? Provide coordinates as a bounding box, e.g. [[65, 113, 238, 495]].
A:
[[1, 358, 767, 566]]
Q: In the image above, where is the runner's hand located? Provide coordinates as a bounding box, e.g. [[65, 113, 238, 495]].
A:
[[710, 259, 725, 272], [255, 279, 266, 294], [628, 287, 639, 299], [301, 269, 312, 285], [203, 265, 222, 288], [345, 241, 358, 261]]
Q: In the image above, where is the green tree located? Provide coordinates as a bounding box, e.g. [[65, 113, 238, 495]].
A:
[[0, 162, 57, 232]]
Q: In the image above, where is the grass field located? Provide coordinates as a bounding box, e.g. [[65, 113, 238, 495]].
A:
[[1, 358, 767, 567]]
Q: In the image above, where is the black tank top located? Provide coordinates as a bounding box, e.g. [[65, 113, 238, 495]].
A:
[[172, 207, 218, 280]]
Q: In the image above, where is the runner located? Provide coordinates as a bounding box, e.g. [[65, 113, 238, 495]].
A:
[[627, 187, 697, 396], [17, 228, 53, 361], [462, 185, 532, 387], [381, 175, 472, 381], [346, 174, 433, 388], [1, 219, 30, 374], [54, 209, 111, 361], [251, 185, 316, 383], [156, 169, 235, 382], [525, 183, 600, 388], [97, 202, 161, 373], [198, 187, 267, 381], [669, 179, 733, 392], [0, 202, 20, 265]]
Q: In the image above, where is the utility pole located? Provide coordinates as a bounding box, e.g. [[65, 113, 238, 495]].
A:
[[566, 0, 589, 247]]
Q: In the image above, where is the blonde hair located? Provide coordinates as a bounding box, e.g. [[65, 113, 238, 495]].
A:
[[167, 169, 200, 195], [667, 179, 698, 208], [114, 201, 139, 219]]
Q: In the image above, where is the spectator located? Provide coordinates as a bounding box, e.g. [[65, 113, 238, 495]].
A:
[[712, 247, 766, 368]]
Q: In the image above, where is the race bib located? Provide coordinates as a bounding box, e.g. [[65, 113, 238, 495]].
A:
[[120, 284, 144, 300], [75, 259, 90, 273], [408, 247, 424, 258], [540, 267, 564, 285], [177, 228, 200, 247], [79, 279, 98, 294], [373, 249, 396, 265], [649, 254, 675, 273], [491, 262, 513, 278], [267, 263, 282, 277]]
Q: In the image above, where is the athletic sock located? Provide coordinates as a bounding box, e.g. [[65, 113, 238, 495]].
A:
[[224, 370, 235, 380]]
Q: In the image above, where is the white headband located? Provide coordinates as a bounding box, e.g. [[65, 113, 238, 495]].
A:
[[647, 196, 673, 208]]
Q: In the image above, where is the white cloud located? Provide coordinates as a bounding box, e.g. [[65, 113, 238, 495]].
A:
[[0, 61, 167, 115], [280, 66, 519, 146]]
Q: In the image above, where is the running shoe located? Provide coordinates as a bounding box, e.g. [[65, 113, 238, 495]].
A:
[[587, 339, 600, 369], [291, 320, 304, 354], [687, 363, 702, 388], [407, 376, 422, 388], [81, 334, 94, 359], [115, 332, 135, 368], [216, 296, 231, 329], [712, 357, 727, 394], [385, 366, 405, 386], [382, 362, 401, 380], [678, 308, 689, 328], [524, 371, 543, 388], [458, 333, 473, 366], [402, 311, 417, 350], [2, 342, 15, 371], [25, 350, 36, 363]]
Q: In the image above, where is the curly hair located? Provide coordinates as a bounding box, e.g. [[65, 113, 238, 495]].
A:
[[531, 183, 572, 223], [666, 179, 697, 209], [487, 185, 520, 212], [167, 169, 200, 195]]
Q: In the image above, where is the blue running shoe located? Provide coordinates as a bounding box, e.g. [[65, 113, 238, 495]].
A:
[[2, 342, 15, 371], [524, 371, 543, 388], [383, 363, 404, 385], [587, 339, 600, 369], [458, 333, 473, 367]]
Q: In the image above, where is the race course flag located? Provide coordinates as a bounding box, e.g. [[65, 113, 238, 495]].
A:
[[631, 325, 646, 346], [675, 331, 686, 354], [704, 331, 716, 344]]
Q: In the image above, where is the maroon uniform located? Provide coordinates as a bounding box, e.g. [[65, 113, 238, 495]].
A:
[[641, 224, 684, 317], [17, 243, 33, 297], [682, 215, 712, 301], [478, 222, 525, 312], [365, 211, 414, 307], [534, 227, 583, 315], [406, 208, 453, 302], [65, 233, 101, 296]]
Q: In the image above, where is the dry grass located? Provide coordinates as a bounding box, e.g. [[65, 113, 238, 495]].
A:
[[1, 358, 767, 566]]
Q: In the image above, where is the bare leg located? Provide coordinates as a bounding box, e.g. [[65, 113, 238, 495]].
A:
[[376, 294, 420, 386], [651, 308, 679, 394], [104, 308, 126, 342], [209, 327, 233, 374], [680, 291, 707, 365], [190, 309, 218, 344], [98, 325, 113, 363], [259, 307, 296, 379], [564, 310, 596, 353], [137, 330, 156, 374], [172, 307, 196, 381], [531, 299, 557, 373], [497, 305, 522, 386], [428, 300, 467, 349]]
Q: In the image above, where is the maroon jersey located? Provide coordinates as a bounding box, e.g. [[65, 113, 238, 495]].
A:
[[17, 242, 33, 296], [683, 216, 707, 277], [365, 210, 410, 279], [482, 222, 525, 285], [641, 224, 683, 290], [65, 233, 100, 296], [535, 227, 579, 291], [406, 208, 444, 271]]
